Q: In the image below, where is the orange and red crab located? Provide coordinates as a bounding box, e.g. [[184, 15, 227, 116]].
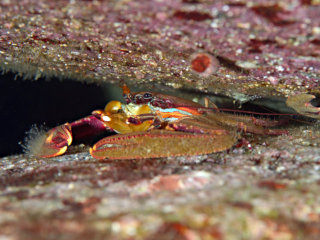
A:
[[30, 84, 287, 160]]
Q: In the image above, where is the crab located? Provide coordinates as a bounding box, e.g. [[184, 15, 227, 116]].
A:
[[29, 84, 288, 160]]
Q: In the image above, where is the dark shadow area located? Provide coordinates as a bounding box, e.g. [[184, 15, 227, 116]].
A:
[[310, 95, 320, 108], [0, 72, 115, 157]]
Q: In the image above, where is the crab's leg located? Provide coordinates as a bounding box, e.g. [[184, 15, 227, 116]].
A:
[[202, 112, 288, 135], [214, 113, 287, 127], [70, 115, 110, 140], [235, 122, 287, 135], [90, 129, 238, 160]]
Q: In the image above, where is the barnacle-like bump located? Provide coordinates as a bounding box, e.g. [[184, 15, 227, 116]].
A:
[[190, 52, 219, 77]]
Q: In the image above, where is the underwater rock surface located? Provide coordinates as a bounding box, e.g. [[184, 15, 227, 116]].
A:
[[0, 0, 320, 238]]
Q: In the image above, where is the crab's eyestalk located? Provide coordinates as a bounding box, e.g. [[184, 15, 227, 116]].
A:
[[121, 83, 133, 104]]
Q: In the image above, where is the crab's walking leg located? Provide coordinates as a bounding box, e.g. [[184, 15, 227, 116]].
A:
[[204, 112, 288, 135], [90, 129, 238, 160]]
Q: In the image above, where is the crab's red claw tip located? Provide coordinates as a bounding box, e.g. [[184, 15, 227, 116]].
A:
[[34, 123, 73, 158]]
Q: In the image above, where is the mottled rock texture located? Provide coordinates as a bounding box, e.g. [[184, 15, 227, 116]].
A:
[[1, 0, 320, 239], [1, 125, 320, 239], [0, 0, 319, 100]]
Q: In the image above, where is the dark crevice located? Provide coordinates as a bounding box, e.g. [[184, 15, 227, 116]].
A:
[[310, 95, 320, 108]]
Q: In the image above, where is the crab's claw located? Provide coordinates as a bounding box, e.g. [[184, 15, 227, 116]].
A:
[[32, 123, 73, 158], [286, 94, 320, 119]]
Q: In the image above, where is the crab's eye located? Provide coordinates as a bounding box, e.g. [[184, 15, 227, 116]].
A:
[[143, 92, 152, 99], [135, 95, 142, 102]]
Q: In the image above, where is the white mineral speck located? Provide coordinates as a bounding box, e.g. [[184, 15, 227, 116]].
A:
[[275, 65, 284, 72]]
